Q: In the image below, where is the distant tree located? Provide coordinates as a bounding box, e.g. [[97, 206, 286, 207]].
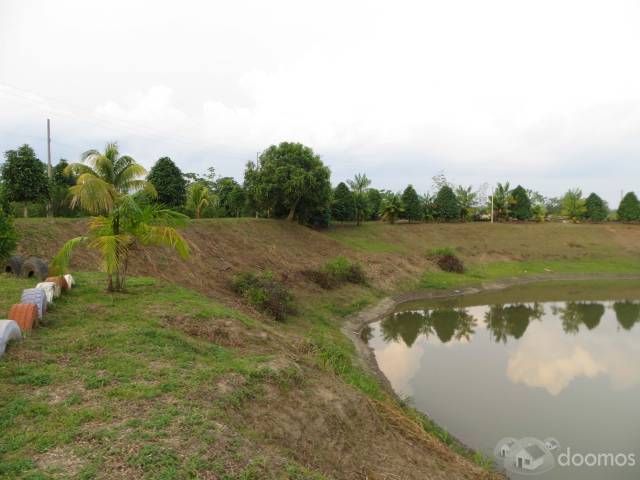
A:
[[584, 193, 608, 222], [510, 185, 532, 220], [366, 188, 383, 220], [187, 182, 214, 219], [50, 159, 77, 217], [455, 185, 477, 221], [347, 173, 371, 226], [147, 157, 187, 207], [422, 193, 436, 221], [380, 193, 404, 224], [561, 188, 586, 222], [617, 192, 640, 222], [1, 144, 49, 217], [331, 182, 355, 221], [401, 185, 422, 222], [531, 204, 547, 223], [244, 142, 331, 223], [434, 185, 460, 221], [490, 182, 511, 221], [214, 177, 246, 217]]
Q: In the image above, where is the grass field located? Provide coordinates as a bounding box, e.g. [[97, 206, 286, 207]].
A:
[[4, 219, 640, 479]]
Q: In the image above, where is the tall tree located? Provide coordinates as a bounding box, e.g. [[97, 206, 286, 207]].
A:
[[1, 144, 49, 217], [331, 182, 355, 221], [366, 188, 383, 220], [347, 173, 371, 226], [214, 177, 245, 217], [584, 193, 608, 222], [434, 185, 460, 221], [561, 188, 586, 222], [50, 159, 77, 217], [510, 185, 532, 220], [244, 142, 331, 222], [147, 157, 187, 207], [401, 185, 422, 222], [618, 192, 640, 222]]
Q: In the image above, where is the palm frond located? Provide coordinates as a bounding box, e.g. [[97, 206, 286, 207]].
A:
[[50, 236, 89, 274], [64, 162, 97, 177], [69, 174, 117, 214], [88, 234, 132, 275], [137, 225, 190, 260]]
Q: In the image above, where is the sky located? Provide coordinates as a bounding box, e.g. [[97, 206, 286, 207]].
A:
[[1, 0, 640, 205]]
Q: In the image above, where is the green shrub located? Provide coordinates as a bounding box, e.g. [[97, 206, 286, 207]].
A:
[[0, 211, 17, 261], [428, 247, 465, 273], [437, 254, 465, 273], [427, 246, 456, 257], [232, 271, 294, 321], [305, 256, 366, 289]]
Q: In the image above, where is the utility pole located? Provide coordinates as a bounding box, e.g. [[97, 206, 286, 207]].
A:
[[490, 186, 494, 223], [46, 118, 53, 218]]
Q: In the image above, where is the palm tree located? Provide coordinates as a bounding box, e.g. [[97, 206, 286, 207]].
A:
[[52, 197, 189, 291], [380, 193, 404, 224], [455, 185, 477, 221], [347, 173, 371, 226], [490, 182, 511, 221], [55, 142, 187, 291], [65, 142, 155, 214], [187, 182, 214, 219]]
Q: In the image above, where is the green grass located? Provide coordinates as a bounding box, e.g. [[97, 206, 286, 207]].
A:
[[327, 223, 406, 253], [0, 273, 326, 480], [420, 257, 640, 289]]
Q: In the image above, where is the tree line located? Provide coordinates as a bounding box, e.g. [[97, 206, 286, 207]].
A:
[[1, 141, 639, 225]]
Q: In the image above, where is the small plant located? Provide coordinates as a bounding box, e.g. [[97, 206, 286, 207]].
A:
[[428, 247, 465, 273], [232, 271, 294, 321], [304, 256, 366, 289]]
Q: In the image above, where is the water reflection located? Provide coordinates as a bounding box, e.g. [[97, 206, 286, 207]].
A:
[[381, 308, 476, 346], [380, 301, 640, 347], [370, 287, 640, 479]]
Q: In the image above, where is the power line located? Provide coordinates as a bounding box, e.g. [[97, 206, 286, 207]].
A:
[[0, 82, 252, 160]]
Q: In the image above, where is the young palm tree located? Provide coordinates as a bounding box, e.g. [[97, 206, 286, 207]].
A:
[[65, 142, 155, 214], [490, 182, 511, 221], [52, 196, 189, 291], [187, 182, 214, 219], [347, 173, 371, 226], [380, 193, 404, 224]]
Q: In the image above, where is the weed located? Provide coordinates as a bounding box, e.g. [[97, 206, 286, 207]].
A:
[[436, 254, 465, 273], [232, 271, 294, 321], [304, 256, 366, 289]]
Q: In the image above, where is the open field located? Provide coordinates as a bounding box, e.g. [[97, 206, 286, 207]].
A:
[[3, 219, 640, 479]]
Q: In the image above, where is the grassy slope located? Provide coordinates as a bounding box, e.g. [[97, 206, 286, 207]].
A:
[[4, 219, 640, 479]]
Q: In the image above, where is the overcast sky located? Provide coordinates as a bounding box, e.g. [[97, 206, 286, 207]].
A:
[[2, 0, 640, 204]]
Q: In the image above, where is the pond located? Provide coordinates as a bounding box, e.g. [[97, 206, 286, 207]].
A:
[[366, 281, 640, 479]]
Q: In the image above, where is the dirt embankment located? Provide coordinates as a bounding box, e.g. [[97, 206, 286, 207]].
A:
[[13, 218, 640, 479]]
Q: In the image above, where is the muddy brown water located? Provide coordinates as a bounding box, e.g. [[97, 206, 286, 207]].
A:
[[367, 281, 640, 479]]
